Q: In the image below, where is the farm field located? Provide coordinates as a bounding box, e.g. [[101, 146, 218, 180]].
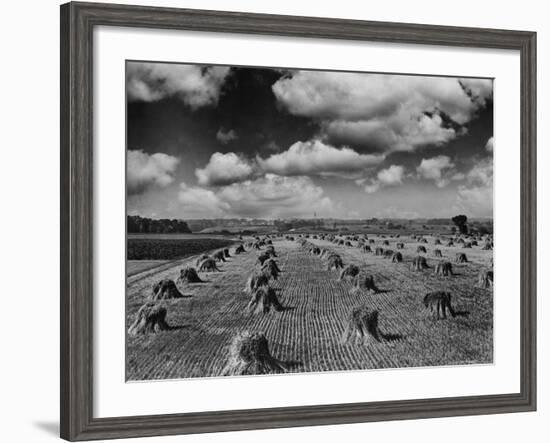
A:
[[127, 237, 236, 261], [127, 260, 170, 277], [128, 233, 241, 240], [126, 234, 493, 380]]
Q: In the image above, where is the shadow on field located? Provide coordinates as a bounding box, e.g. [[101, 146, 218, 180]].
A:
[[167, 324, 190, 331], [381, 332, 404, 342], [453, 310, 470, 318], [428, 310, 470, 321], [283, 359, 303, 370]]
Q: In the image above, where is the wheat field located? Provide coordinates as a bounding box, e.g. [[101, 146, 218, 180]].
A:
[[126, 234, 493, 381]]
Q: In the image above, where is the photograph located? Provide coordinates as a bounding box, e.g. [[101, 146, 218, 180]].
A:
[[0, 0, 542, 440], [125, 61, 494, 381]]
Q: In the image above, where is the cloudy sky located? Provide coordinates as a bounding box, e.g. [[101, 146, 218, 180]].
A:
[[127, 61, 493, 220]]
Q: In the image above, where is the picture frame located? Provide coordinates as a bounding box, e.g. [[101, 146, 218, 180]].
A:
[[60, 1, 537, 441]]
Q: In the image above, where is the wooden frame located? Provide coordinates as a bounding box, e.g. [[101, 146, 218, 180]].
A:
[[60, 1, 537, 440]]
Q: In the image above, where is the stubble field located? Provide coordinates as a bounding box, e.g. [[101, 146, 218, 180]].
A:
[[126, 233, 493, 381]]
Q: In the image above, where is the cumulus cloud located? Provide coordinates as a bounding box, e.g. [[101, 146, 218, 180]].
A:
[[216, 128, 238, 144], [325, 111, 457, 152], [178, 182, 231, 216], [465, 158, 493, 187], [127, 62, 230, 109], [362, 165, 405, 193], [376, 165, 405, 185], [454, 158, 493, 217], [194, 141, 383, 187], [195, 152, 255, 187], [257, 140, 383, 177], [218, 174, 336, 218], [272, 71, 492, 152], [179, 174, 337, 218], [127, 150, 179, 195], [485, 136, 494, 152], [416, 155, 455, 187]]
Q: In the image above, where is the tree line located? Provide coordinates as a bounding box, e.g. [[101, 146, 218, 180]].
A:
[[127, 215, 191, 234]]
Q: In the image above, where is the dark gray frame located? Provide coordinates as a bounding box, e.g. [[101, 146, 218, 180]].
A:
[[60, 1, 537, 441]]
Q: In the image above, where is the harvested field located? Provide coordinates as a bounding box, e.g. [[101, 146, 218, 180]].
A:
[[126, 234, 493, 380], [127, 260, 171, 277]]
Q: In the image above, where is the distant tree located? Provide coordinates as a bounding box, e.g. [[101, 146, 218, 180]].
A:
[[451, 226, 457, 234], [451, 215, 468, 235]]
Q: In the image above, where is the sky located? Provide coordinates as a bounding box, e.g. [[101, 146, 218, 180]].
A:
[[126, 61, 493, 220]]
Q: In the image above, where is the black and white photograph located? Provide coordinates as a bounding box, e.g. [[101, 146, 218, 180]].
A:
[[126, 61, 494, 381], [0, 0, 544, 440]]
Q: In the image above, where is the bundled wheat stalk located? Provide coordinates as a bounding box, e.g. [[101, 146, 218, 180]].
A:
[[341, 305, 382, 344], [150, 279, 184, 300], [222, 332, 289, 375], [128, 302, 170, 335]]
